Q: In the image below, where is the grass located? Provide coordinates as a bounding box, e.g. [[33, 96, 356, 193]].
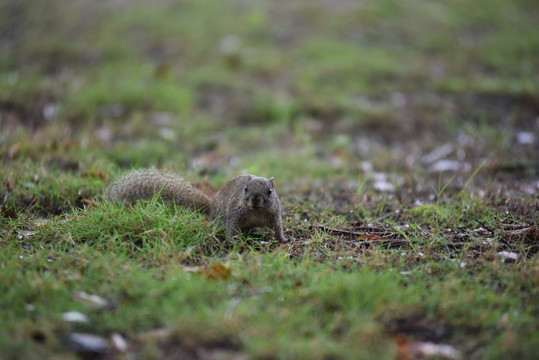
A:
[[1, 0, 538, 359], [2, 186, 537, 359], [2, 201, 538, 359]]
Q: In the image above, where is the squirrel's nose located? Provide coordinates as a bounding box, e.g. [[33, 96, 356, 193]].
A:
[[250, 195, 263, 207]]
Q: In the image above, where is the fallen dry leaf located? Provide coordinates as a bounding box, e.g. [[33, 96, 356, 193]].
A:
[[72, 291, 109, 308], [110, 332, 128, 353], [395, 333, 461, 360], [69, 333, 109, 354], [395, 333, 412, 360], [81, 171, 106, 180], [62, 311, 89, 324], [500, 225, 538, 241], [358, 233, 387, 241], [181, 263, 231, 280], [410, 341, 461, 359], [497, 251, 518, 262], [1, 205, 17, 219], [204, 263, 232, 280]]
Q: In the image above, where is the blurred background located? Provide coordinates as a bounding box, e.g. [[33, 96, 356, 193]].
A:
[[1, 0, 537, 215]]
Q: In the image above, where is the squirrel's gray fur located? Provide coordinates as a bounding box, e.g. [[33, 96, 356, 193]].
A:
[[106, 169, 212, 214], [106, 169, 286, 242]]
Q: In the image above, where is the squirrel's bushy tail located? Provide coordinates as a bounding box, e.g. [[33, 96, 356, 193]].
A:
[[106, 169, 211, 214]]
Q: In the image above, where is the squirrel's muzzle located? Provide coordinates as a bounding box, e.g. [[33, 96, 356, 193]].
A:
[[247, 194, 267, 208]]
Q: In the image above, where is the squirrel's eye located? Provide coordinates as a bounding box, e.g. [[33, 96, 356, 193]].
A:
[[268, 188, 272, 195], [244, 186, 248, 192]]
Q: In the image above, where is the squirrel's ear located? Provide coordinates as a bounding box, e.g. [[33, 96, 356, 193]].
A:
[[269, 177, 275, 187]]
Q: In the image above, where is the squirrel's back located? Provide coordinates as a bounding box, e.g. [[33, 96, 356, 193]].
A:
[[105, 169, 211, 214]]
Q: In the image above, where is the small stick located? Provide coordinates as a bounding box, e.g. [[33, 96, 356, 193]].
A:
[[354, 238, 408, 246], [475, 219, 495, 237], [311, 224, 397, 237], [309, 224, 407, 246]]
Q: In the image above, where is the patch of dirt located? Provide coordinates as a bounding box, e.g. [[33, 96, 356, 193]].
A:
[[195, 84, 255, 123], [129, 329, 244, 360], [0, 98, 54, 131], [467, 92, 539, 128], [386, 316, 453, 343]]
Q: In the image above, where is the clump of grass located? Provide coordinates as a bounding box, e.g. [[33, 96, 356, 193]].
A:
[[32, 199, 218, 261], [2, 165, 108, 215]]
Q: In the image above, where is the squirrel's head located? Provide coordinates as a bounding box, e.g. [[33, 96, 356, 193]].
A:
[[242, 176, 276, 209]]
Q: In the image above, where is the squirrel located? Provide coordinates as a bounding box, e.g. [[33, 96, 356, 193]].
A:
[[105, 169, 287, 242]]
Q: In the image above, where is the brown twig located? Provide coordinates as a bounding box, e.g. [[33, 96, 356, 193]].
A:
[[310, 224, 408, 246], [500, 226, 538, 240], [354, 238, 409, 246], [311, 224, 397, 237], [475, 219, 495, 237]]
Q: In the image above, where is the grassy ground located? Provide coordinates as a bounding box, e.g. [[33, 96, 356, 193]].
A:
[[1, 0, 538, 359]]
